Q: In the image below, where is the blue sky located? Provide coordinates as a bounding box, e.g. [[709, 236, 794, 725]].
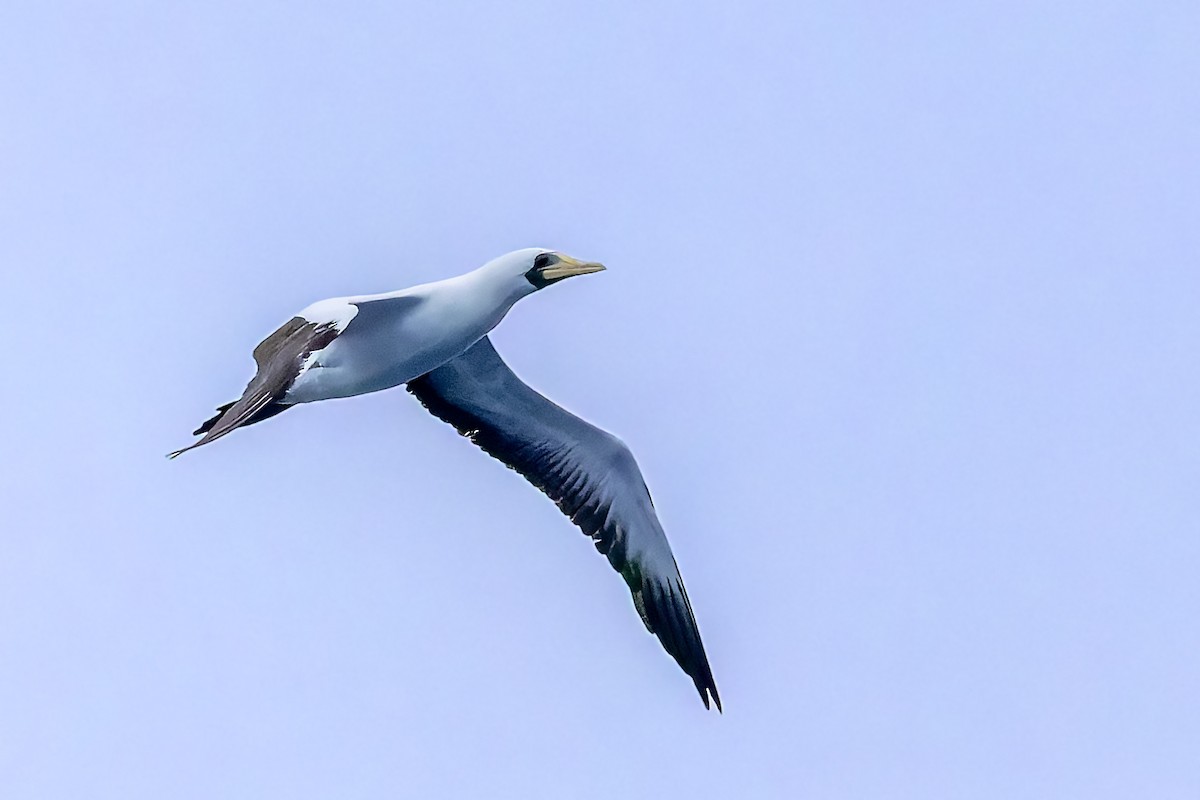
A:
[[2, 2, 1198, 797]]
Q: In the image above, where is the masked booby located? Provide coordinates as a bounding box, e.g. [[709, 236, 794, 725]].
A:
[[170, 248, 721, 710]]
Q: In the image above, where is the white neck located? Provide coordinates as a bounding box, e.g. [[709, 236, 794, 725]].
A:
[[462, 259, 538, 309], [399, 261, 534, 345]]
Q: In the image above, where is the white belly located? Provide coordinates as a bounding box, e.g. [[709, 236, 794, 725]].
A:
[[285, 337, 468, 402], [282, 290, 504, 404]]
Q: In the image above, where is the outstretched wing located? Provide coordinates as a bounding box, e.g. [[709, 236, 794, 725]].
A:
[[168, 316, 341, 458], [406, 337, 721, 710]]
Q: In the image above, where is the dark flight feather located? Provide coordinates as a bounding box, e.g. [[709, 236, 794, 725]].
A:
[[169, 317, 339, 458]]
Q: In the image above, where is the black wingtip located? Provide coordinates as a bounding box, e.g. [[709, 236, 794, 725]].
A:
[[642, 578, 722, 713], [694, 671, 722, 712]]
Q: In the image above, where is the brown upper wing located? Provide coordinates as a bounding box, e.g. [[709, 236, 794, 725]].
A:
[[168, 317, 340, 458]]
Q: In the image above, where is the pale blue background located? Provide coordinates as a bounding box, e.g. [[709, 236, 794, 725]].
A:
[[2, 2, 1197, 797]]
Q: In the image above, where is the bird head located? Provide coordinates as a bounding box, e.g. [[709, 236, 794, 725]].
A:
[[522, 249, 606, 290], [481, 247, 605, 290]]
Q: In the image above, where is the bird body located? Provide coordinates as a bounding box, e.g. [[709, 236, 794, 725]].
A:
[[170, 248, 721, 710], [284, 253, 541, 403]]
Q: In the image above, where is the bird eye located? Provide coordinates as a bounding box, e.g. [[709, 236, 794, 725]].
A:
[[525, 252, 563, 288]]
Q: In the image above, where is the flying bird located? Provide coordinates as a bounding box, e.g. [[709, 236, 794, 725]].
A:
[[170, 248, 721, 710]]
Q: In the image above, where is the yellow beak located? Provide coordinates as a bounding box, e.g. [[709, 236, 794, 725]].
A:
[[540, 253, 606, 281]]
